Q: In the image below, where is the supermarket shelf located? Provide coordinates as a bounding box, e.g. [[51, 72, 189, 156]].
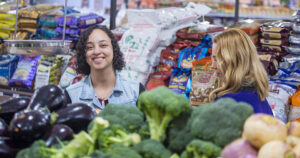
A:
[[2, 40, 72, 55], [206, 13, 293, 21], [0, 85, 33, 98]]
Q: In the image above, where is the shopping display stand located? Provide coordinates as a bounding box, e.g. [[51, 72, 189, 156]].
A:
[[2, 0, 71, 55], [0, 0, 72, 99]]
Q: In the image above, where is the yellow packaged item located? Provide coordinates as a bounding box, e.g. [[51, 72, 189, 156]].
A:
[[0, 22, 15, 31], [0, 13, 15, 21], [18, 8, 40, 19], [19, 28, 37, 34], [19, 18, 37, 25], [0, 32, 9, 39], [0, 20, 15, 26]]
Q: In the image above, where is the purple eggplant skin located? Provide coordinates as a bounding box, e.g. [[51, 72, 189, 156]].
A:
[[9, 109, 51, 143], [42, 124, 74, 147], [55, 103, 96, 133], [0, 118, 8, 137], [27, 84, 67, 111], [0, 97, 30, 124], [0, 137, 21, 158]]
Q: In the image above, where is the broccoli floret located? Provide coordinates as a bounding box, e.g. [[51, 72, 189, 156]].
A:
[[16, 140, 50, 158], [188, 98, 253, 147], [132, 139, 172, 158], [98, 125, 141, 150], [107, 144, 142, 158], [180, 139, 222, 158], [84, 150, 111, 158], [166, 108, 194, 154], [137, 86, 190, 142], [138, 123, 150, 140], [95, 104, 144, 132], [88, 117, 110, 153], [46, 131, 94, 158]]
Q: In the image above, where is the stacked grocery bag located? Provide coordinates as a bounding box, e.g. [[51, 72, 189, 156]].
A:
[[258, 21, 292, 76], [271, 10, 300, 123], [146, 24, 224, 106], [252, 13, 300, 123], [0, 13, 15, 39], [36, 8, 64, 40], [229, 19, 262, 46], [17, 4, 61, 40], [119, 4, 212, 87], [54, 13, 105, 49]]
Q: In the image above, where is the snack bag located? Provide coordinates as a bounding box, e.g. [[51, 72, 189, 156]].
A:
[[9, 55, 40, 89], [289, 89, 300, 121], [168, 67, 191, 98], [0, 55, 19, 86], [258, 52, 279, 76], [146, 72, 169, 91], [189, 57, 218, 106], [267, 80, 298, 123]]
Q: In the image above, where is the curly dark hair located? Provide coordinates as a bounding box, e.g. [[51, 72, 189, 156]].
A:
[[75, 25, 125, 75]]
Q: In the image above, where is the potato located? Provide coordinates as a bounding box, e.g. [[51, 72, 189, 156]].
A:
[[243, 114, 287, 148], [288, 121, 300, 137], [258, 141, 295, 158]]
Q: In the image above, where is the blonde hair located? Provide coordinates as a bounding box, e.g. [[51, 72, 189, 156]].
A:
[[209, 28, 269, 101]]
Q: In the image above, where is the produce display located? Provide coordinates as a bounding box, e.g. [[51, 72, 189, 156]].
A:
[[0, 85, 255, 158], [222, 114, 300, 158]]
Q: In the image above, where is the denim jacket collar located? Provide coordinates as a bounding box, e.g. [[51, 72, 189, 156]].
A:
[[79, 72, 123, 100]]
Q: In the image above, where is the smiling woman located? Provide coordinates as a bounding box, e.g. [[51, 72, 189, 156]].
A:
[[65, 25, 144, 113]]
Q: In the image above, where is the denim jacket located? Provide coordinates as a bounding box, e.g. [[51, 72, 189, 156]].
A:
[[66, 72, 140, 110]]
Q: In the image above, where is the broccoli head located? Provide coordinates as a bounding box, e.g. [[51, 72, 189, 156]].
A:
[[98, 125, 141, 150], [107, 144, 142, 158], [16, 140, 50, 158], [95, 104, 144, 132], [132, 139, 172, 158], [188, 98, 253, 147], [166, 108, 194, 154], [137, 86, 190, 142], [180, 139, 222, 158], [84, 150, 111, 158]]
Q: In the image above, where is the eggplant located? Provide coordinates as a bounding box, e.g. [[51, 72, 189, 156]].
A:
[[27, 84, 66, 111], [43, 124, 74, 147], [9, 109, 51, 143], [55, 103, 96, 133], [0, 137, 20, 158], [0, 118, 8, 137], [0, 97, 30, 124]]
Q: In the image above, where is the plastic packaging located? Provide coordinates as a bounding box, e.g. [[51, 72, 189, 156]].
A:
[[168, 67, 191, 97], [0, 55, 19, 86], [189, 57, 218, 106], [9, 55, 40, 89]]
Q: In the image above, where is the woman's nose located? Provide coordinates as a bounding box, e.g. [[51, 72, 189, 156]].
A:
[[93, 45, 102, 54]]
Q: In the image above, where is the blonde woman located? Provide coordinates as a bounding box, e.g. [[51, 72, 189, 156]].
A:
[[209, 28, 273, 115]]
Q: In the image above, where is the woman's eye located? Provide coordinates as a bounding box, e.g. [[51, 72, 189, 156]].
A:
[[100, 44, 108, 48], [86, 47, 93, 50]]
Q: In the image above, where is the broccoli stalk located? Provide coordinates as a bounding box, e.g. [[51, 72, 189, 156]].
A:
[[88, 117, 109, 153], [38, 117, 109, 158], [98, 125, 141, 150], [39, 131, 94, 158], [137, 87, 190, 142]]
